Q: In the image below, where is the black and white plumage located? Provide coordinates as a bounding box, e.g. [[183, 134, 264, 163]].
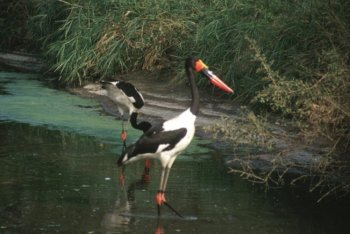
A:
[[101, 80, 152, 135], [117, 56, 234, 217], [101, 80, 144, 118]]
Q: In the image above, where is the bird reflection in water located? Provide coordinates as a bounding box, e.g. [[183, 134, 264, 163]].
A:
[[102, 163, 159, 234], [102, 163, 169, 233]]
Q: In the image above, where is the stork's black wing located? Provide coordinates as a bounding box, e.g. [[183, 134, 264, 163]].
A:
[[127, 127, 187, 159], [116, 81, 144, 109]]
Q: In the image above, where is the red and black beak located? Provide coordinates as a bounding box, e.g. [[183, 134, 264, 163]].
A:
[[195, 59, 234, 94]]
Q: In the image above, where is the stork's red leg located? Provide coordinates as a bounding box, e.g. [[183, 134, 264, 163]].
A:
[[156, 190, 166, 216], [121, 115, 128, 141], [119, 167, 126, 187], [145, 159, 152, 170], [156, 190, 166, 206], [142, 159, 152, 183], [155, 225, 165, 234], [121, 129, 127, 141]]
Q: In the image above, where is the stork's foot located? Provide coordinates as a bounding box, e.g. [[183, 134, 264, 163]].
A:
[[156, 191, 166, 216], [156, 191, 166, 206], [156, 191, 183, 218], [155, 225, 165, 234]]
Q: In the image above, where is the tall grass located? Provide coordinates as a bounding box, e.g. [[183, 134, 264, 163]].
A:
[[29, 0, 198, 84]]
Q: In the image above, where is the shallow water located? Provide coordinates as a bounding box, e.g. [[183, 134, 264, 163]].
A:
[[0, 72, 348, 233]]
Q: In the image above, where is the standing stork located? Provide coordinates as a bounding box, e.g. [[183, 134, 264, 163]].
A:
[[117, 56, 234, 217], [100, 80, 152, 184], [100, 80, 151, 139]]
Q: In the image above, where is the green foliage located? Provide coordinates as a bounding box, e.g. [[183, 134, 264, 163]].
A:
[[29, 0, 197, 85], [249, 35, 350, 154]]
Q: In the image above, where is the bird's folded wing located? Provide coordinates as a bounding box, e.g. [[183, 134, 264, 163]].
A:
[[116, 81, 144, 108], [129, 128, 187, 157]]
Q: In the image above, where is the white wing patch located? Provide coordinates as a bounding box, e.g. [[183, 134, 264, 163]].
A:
[[128, 96, 136, 103]]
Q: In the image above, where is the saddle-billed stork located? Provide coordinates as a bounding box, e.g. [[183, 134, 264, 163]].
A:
[[117, 56, 234, 217]]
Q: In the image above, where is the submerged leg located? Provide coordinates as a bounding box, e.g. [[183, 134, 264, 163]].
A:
[[156, 188, 183, 218], [119, 140, 127, 187], [119, 166, 126, 187], [142, 159, 152, 183], [156, 168, 167, 216]]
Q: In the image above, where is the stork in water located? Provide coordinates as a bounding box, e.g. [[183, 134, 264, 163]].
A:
[[117, 56, 234, 217], [100, 80, 152, 184]]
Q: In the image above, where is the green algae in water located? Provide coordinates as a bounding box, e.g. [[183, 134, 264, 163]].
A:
[[0, 72, 119, 142]]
